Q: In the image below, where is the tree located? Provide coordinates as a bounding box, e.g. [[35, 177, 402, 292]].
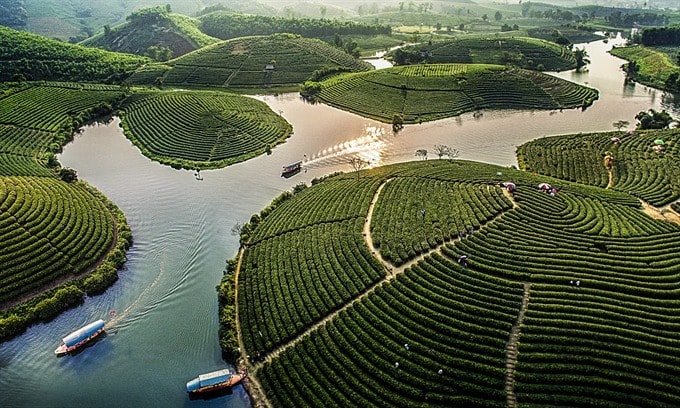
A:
[[392, 113, 404, 132], [320, 5, 327, 19], [482, 14, 488, 22], [494, 11, 502, 21], [574, 47, 590, 72], [415, 149, 428, 160], [446, 147, 460, 161], [349, 157, 370, 180], [59, 167, 78, 182], [635, 109, 674, 130], [613, 120, 630, 131], [433, 144, 450, 159]]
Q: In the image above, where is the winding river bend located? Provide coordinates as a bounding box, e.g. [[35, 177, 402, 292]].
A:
[[1, 36, 679, 407]]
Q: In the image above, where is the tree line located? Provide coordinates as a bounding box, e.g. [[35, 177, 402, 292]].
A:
[[199, 13, 391, 40], [636, 26, 680, 46]]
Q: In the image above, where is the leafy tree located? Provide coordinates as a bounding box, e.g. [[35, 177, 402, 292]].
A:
[[433, 144, 450, 159], [392, 113, 404, 132], [59, 167, 78, 182], [574, 47, 590, 72], [482, 14, 488, 22], [494, 11, 502, 21], [635, 109, 674, 130]]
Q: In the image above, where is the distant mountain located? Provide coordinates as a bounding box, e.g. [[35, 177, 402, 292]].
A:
[[81, 6, 219, 60], [20, 0, 278, 41], [0, 25, 148, 83], [0, 0, 27, 29]]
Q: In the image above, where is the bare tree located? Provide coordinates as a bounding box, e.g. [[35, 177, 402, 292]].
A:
[[613, 120, 630, 131], [349, 157, 370, 180], [433, 144, 450, 159], [415, 149, 428, 160], [446, 147, 460, 161]]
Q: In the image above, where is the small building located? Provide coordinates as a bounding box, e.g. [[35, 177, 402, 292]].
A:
[[264, 64, 275, 71]]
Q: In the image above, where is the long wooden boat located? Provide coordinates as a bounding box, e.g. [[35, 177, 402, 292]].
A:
[[54, 319, 105, 356], [186, 369, 246, 395], [281, 160, 302, 177]]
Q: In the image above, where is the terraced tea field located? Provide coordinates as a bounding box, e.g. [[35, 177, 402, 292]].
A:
[[316, 64, 598, 123], [233, 159, 680, 407], [119, 91, 293, 169], [126, 34, 373, 89], [393, 36, 577, 71], [0, 82, 130, 340], [517, 129, 680, 206]]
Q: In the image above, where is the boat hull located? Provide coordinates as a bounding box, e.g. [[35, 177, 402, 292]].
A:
[[187, 372, 246, 395], [54, 320, 106, 356]]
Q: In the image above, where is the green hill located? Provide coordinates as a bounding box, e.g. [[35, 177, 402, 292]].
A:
[[390, 36, 577, 71], [517, 128, 680, 206], [0, 82, 132, 340], [81, 6, 220, 60], [312, 63, 598, 124], [227, 156, 680, 407], [118, 90, 293, 169], [126, 33, 374, 90], [0, 25, 148, 83]]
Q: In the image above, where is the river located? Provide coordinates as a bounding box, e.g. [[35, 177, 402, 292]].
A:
[[1, 35, 678, 407]]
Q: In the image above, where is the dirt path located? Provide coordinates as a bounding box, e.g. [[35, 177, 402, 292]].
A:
[[246, 181, 520, 372], [505, 282, 532, 408], [640, 199, 680, 225], [606, 169, 614, 189]]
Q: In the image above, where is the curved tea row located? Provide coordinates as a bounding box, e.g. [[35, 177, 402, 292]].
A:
[[0, 82, 130, 341], [119, 91, 293, 169], [235, 160, 680, 407], [517, 129, 680, 206], [316, 64, 599, 124]]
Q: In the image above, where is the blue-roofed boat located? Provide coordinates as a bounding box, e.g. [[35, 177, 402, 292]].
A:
[[54, 319, 105, 356], [186, 369, 246, 395]]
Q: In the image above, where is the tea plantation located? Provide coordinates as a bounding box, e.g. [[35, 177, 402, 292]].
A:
[[126, 33, 374, 90], [315, 64, 599, 123], [231, 156, 680, 407], [391, 36, 577, 71], [0, 82, 131, 340], [119, 91, 292, 169]]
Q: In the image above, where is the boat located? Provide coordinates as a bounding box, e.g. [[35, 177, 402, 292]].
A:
[[186, 369, 246, 395], [281, 160, 302, 177], [54, 319, 105, 356]]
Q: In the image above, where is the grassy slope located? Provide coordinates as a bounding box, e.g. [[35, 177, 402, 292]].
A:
[[0, 82, 132, 340], [610, 45, 680, 91], [118, 90, 293, 170], [0, 25, 148, 83], [234, 158, 680, 407], [390, 36, 577, 71], [81, 13, 219, 58]]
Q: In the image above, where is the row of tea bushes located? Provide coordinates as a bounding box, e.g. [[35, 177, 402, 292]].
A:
[[317, 64, 598, 124], [258, 251, 523, 407], [517, 129, 680, 206], [119, 91, 292, 169], [239, 218, 384, 353], [371, 178, 511, 265]]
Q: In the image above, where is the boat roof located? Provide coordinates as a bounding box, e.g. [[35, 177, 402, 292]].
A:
[[62, 319, 105, 347]]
